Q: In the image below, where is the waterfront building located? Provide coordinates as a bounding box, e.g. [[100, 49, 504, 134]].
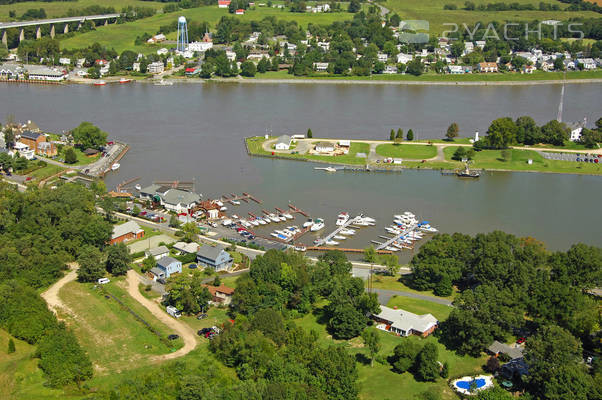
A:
[[315, 142, 335, 153], [274, 135, 291, 150], [139, 184, 201, 213], [148, 61, 165, 74], [196, 245, 233, 272], [110, 221, 144, 245], [371, 306, 438, 337], [313, 62, 329, 72], [25, 65, 66, 81], [477, 62, 498, 73]]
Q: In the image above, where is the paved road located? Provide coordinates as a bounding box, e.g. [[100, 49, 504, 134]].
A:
[[370, 288, 453, 306], [126, 270, 198, 361]]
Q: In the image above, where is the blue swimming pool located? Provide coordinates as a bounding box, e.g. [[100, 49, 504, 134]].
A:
[[456, 378, 487, 390]]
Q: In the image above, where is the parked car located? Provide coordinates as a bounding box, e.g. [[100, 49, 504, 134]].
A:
[[516, 337, 526, 344], [167, 334, 179, 340], [166, 306, 181, 318], [196, 313, 208, 320], [97, 278, 110, 285]]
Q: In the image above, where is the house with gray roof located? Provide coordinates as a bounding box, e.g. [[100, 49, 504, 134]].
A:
[[138, 184, 201, 213], [371, 305, 438, 337], [145, 245, 170, 260], [151, 256, 182, 281], [487, 340, 524, 360], [274, 135, 291, 150], [196, 245, 233, 272], [173, 241, 200, 254], [110, 221, 144, 244]]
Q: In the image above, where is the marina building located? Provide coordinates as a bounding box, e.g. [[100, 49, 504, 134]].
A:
[[139, 184, 201, 213]]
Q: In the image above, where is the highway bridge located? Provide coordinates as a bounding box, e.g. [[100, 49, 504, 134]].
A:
[[0, 13, 120, 45]]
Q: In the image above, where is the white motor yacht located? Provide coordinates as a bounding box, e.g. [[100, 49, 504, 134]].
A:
[[310, 218, 325, 232], [303, 218, 314, 228]]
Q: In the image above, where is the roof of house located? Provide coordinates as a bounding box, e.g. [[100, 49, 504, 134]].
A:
[[111, 220, 143, 240], [373, 305, 438, 333], [276, 135, 291, 146], [84, 148, 99, 155], [145, 246, 169, 257], [161, 189, 200, 206], [316, 141, 335, 148], [203, 284, 235, 296], [156, 256, 180, 268], [150, 267, 164, 277], [488, 341, 524, 359], [197, 245, 230, 261], [20, 130, 43, 141], [173, 241, 200, 253]]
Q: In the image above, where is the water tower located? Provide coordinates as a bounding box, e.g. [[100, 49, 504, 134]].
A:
[[177, 16, 188, 52]]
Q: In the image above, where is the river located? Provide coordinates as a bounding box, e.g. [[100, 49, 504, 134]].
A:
[[2, 82, 601, 251]]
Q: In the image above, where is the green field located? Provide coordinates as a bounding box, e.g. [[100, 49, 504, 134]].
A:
[[0, 0, 163, 20], [371, 274, 458, 300], [57, 280, 181, 373], [443, 146, 602, 174], [376, 143, 438, 159], [60, 5, 358, 54], [379, 0, 600, 35], [247, 136, 370, 165], [386, 296, 453, 321]]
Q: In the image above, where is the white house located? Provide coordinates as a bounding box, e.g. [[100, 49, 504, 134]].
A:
[[315, 142, 335, 153], [188, 41, 213, 52], [397, 53, 413, 64], [25, 65, 66, 81], [59, 57, 71, 65], [11, 142, 35, 160], [145, 245, 170, 261], [218, 0, 231, 7], [274, 135, 291, 150], [157, 48, 169, 56], [371, 306, 438, 337], [317, 41, 330, 51], [377, 53, 388, 63], [383, 65, 398, 74], [226, 51, 236, 61], [568, 120, 585, 142], [148, 61, 164, 74], [576, 58, 596, 70], [313, 62, 329, 72], [448, 65, 464, 74], [147, 34, 166, 44]]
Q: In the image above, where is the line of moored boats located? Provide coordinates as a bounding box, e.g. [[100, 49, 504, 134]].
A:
[[377, 211, 438, 252]]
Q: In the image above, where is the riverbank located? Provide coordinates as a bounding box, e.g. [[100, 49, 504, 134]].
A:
[[246, 136, 602, 176]]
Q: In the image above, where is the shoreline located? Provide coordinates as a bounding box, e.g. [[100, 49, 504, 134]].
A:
[[63, 76, 602, 87]]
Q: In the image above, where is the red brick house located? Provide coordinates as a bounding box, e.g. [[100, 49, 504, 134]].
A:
[[110, 221, 144, 245]]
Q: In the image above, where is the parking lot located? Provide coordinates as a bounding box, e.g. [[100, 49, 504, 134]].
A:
[[541, 151, 601, 163]]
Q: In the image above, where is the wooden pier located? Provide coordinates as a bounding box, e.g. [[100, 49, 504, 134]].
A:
[[288, 204, 309, 217], [315, 216, 362, 246], [116, 176, 140, 192], [376, 222, 418, 250], [306, 246, 392, 255], [221, 192, 262, 205]]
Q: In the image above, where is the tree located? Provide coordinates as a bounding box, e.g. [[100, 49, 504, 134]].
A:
[[348, 0, 361, 12], [452, 146, 467, 161], [105, 243, 131, 276], [390, 339, 421, 373], [142, 256, 156, 273], [389, 129, 395, 141], [240, 61, 256, 77], [486, 356, 500, 373], [414, 342, 439, 381], [63, 147, 77, 164], [407, 129, 414, 141], [257, 57, 270, 73], [446, 123, 459, 140], [7, 338, 15, 354], [328, 303, 367, 339], [384, 255, 400, 276], [307, 128, 313, 138], [212, 275, 221, 286], [440, 361, 449, 378], [434, 275, 453, 297], [361, 328, 381, 366], [484, 117, 518, 149], [540, 120, 569, 146], [515, 116, 541, 145], [396, 128, 404, 141], [501, 149, 511, 162], [169, 214, 180, 228], [475, 387, 514, 400], [181, 222, 199, 242], [406, 58, 423, 76], [77, 246, 104, 282], [71, 122, 108, 150]]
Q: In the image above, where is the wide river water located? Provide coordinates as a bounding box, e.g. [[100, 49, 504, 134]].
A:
[[2, 82, 601, 251]]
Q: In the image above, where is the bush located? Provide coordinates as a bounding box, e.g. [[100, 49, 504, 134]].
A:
[[7, 338, 15, 354]]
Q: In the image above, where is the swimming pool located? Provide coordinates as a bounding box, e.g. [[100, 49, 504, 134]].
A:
[[451, 375, 493, 395], [456, 378, 486, 390]]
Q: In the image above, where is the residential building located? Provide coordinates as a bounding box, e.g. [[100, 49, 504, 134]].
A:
[[274, 135, 292, 150], [0, 63, 23, 80], [203, 284, 235, 305], [188, 36, 213, 52], [151, 256, 182, 280], [568, 120, 585, 142], [477, 62, 498, 73], [397, 53, 413, 64], [25, 65, 65, 81], [522, 65, 536, 74], [37, 141, 57, 157], [475, 40, 486, 50], [19, 130, 47, 153], [235, 9, 245, 14], [196, 245, 233, 272], [226, 51, 236, 61], [11, 142, 35, 160], [59, 57, 71, 65], [464, 42, 474, 55], [173, 241, 200, 254], [576, 58, 596, 70], [148, 61, 165, 74], [383, 65, 398, 74], [132, 62, 141, 72], [315, 142, 335, 153], [317, 41, 330, 51], [147, 33, 166, 44], [447, 65, 465, 74], [218, 0, 231, 7], [487, 340, 524, 360], [313, 62, 329, 72], [371, 305, 438, 337], [377, 53, 388, 63], [110, 221, 144, 245], [145, 245, 170, 260]]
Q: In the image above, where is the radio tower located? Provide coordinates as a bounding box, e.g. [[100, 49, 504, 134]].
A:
[[177, 16, 188, 52]]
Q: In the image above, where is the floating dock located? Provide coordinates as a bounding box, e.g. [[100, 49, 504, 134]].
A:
[[288, 204, 309, 217], [306, 246, 392, 254], [315, 216, 364, 246], [221, 192, 262, 204], [376, 222, 418, 250]]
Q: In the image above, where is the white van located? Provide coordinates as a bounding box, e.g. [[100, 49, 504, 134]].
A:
[[97, 278, 110, 285], [166, 306, 182, 318]]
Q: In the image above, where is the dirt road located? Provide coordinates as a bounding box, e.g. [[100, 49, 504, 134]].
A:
[[41, 263, 78, 317], [125, 270, 198, 361]]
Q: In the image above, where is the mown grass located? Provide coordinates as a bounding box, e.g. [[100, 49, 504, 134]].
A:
[[28, 164, 64, 180], [386, 295, 453, 321], [58, 279, 181, 373], [371, 274, 458, 300], [379, 0, 599, 35], [60, 5, 357, 53], [443, 146, 602, 174], [376, 143, 438, 159]]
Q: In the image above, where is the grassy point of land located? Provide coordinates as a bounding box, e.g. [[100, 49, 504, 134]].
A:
[[376, 143, 438, 159]]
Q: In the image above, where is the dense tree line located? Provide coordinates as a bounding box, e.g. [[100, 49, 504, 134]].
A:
[[408, 231, 601, 399], [461, 1, 562, 11]]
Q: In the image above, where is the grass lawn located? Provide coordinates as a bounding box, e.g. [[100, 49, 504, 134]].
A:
[[28, 164, 64, 180], [386, 296, 453, 321], [371, 274, 458, 300], [379, 0, 599, 35], [60, 5, 357, 54], [376, 143, 438, 159], [252, 69, 602, 82], [247, 136, 369, 165], [443, 146, 602, 175], [58, 279, 181, 374], [0, 0, 163, 20], [180, 306, 231, 333], [59, 147, 101, 166]]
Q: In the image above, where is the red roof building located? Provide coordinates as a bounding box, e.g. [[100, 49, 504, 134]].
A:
[[235, 9, 245, 14], [218, 0, 231, 8]]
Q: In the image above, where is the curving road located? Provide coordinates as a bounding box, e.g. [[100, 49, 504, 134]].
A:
[[125, 270, 198, 361], [41, 263, 78, 317]]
